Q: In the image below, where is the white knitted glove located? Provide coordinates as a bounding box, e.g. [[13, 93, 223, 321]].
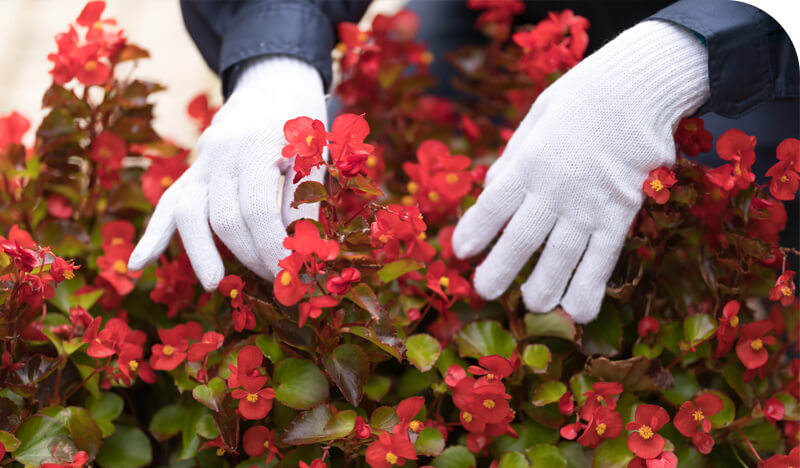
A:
[[453, 20, 710, 323], [128, 56, 327, 290]]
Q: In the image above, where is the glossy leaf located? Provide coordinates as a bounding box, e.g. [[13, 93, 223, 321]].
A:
[[192, 377, 227, 412], [149, 404, 186, 441], [498, 451, 530, 468], [592, 437, 634, 468], [96, 425, 152, 468], [432, 446, 477, 468], [291, 181, 329, 208], [406, 333, 442, 372], [684, 313, 717, 347], [532, 381, 567, 407], [415, 427, 445, 456], [324, 344, 369, 406], [13, 415, 70, 465], [524, 309, 577, 342], [274, 358, 330, 409], [522, 344, 551, 373], [453, 320, 516, 358], [86, 392, 124, 438], [525, 445, 566, 468], [378, 259, 424, 283]]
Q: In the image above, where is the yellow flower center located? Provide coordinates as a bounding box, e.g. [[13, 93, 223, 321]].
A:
[[684, 122, 698, 131], [750, 338, 763, 351], [420, 51, 434, 65], [782, 286, 793, 296], [163, 345, 174, 356], [409, 420, 423, 432], [385, 452, 398, 465], [596, 422, 607, 436], [439, 276, 450, 288], [263, 440, 270, 449], [417, 232, 426, 240], [692, 409, 704, 422], [129, 360, 139, 372], [730, 316, 739, 327], [596, 395, 604, 403], [734, 162, 742, 176], [486, 373, 496, 381], [84, 61, 98, 71], [160, 176, 174, 188], [407, 181, 419, 194], [401, 196, 414, 206], [378, 234, 389, 243], [246, 393, 259, 403], [366, 155, 377, 168], [112, 260, 127, 274], [650, 179, 664, 192], [279, 272, 292, 286], [305, 134, 314, 147], [462, 411, 473, 423], [216, 447, 225, 456], [63, 270, 75, 280], [445, 173, 458, 184], [357, 31, 369, 42], [483, 399, 495, 409], [111, 237, 124, 245], [638, 425, 654, 440], [781, 175, 790, 183], [428, 191, 440, 202], [230, 289, 239, 299]]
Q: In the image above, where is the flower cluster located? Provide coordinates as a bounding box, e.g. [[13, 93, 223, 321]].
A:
[[512, 10, 590, 84]]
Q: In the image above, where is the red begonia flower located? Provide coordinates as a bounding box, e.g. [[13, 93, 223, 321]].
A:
[[150, 253, 197, 318], [232, 377, 275, 420], [187, 94, 218, 132], [762, 446, 800, 468], [97, 244, 140, 296], [40, 450, 89, 468], [426, 260, 471, 300], [300, 459, 328, 468], [559, 391, 575, 415], [580, 381, 624, 420], [187, 331, 224, 362], [232, 306, 256, 332], [228, 345, 267, 390], [766, 158, 799, 201], [298, 295, 340, 328], [274, 252, 310, 306], [100, 220, 135, 250], [355, 416, 372, 439], [218, 275, 245, 309], [142, 154, 188, 205], [150, 326, 189, 371], [674, 117, 712, 156], [365, 432, 417, 468], [769, 271, 796, 307], [736, 319, 776, 370], [674, 393, 723, 437], [50, 256, 79, 282], [0, 111, 30, 147], [715, 300, 740, 357], [765, 397, 785, 425], [577, 406, 623, 448], [627, 451, 678, 468], [326, 267, 361, 295], [637, 316, 660, 337], [643, 167, 677, 204], [706, 129, 757, 191], [242, 426, 281, 462], [468, 355, 515, 381], [776, 138, 800, 171], [89, 131, 126, 187], [284, 220, 340, 261], [84, 317, 129, 358], [282, 116, 327, 183], [395, 396, 425, 433], [625, 404, 670, 460]]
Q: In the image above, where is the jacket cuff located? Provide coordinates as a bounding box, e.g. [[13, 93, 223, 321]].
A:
[[649, 0, 774, 118], [220, 1, 335, 98]]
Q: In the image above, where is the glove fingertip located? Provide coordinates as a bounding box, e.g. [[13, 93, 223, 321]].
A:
[[197, 262, 225, 292]]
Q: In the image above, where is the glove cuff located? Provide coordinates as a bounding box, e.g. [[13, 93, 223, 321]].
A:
[[233, 55, 325, 102], [584, 20, 710, 132]]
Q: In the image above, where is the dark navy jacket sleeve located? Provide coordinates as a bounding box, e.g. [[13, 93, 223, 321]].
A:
[[180, 0, 371, 98], [649, 0, 799, 118]]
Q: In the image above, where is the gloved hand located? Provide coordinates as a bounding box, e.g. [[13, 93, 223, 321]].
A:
[[452, 20, 710, 323], [128, 56, 327, 290]]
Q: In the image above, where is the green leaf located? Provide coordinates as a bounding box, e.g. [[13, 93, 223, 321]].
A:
[[585, 356, 673, 392], [683, 313, 717, 347], [708, 390, 736, 428], [364, 375, 391, 402], [532, 381, 567, 407], [580, 304, 622, 356], [274, 358, 330, 409], [661, 370, 701, 406], [196, 411, 219, 440], [291, 181, 329, 208], [346, 283, 381, 319], [453, 321, 516, 359], [632, 342, 663, 359], [345, 325, 403, 361], [558, 442, 592, 468], [721, 361, 755, 407], [13, 415, 70, 465], [149, 404, 186, 441], [415, 427, 445, 456], [51, 406, 103, 458], [378, 259, 424, 283], [283, 405, 353, 445], [86, 392, 124, 438], [593, 437, 634, 468], [569, 373, 597, 406], [350, 173, 384, 197], [256, 335, 285, 363], [180, 403, 205, 460], [406, 334, 442, 372], [0, 431, 20, 452], [192, 377, 227, 412], [432, 446, 477, 468], [96, 425, 152, 468], [369, 406, 399, 433], [324, 409, 356, 439], [525, 445, 566, 468], [323, 344, 368, 407], [498, 451, 530, 468], [522, 344, 551, 373], [740, 420, 781, 452], [491, 421, 559, 456], [524, 309, 577, 342], [774, 392, 800, 421]]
